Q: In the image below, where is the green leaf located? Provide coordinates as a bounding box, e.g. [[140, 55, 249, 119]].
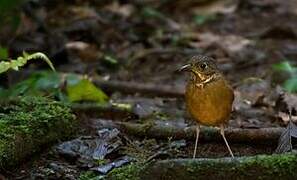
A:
[[34, 72, 60, 90], [0, 72, 60, 98], [24, 52, 56, 72], [102, 55, 119, 69], [0, 46, 8, 60], [66, 79, 108, 103], [103, 55, 118, 65], [283, 78, 297, 93], [9, 79, 36, 96], [65, 74, 81, 86], [0, 0, 23, 14], [0, 0, 23, 29], [0, 52, 55, 74], [272, 61, 296, 75]]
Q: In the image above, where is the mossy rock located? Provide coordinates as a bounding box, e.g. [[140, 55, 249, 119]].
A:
[[141, 153, 297, 180], [0, 96, 77, 170]]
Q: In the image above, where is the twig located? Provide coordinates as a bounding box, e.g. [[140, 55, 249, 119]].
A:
[[93, 78, 184, 98], [71, 103, 136, 120]]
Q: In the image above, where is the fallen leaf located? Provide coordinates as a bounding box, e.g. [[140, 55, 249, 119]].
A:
[[57, 128, 121, 162], [275, 93, 297, 153], [283, 93, 297, 109], [66, 79, 108, 103], [104, 1, 135, 18], [233, 78, 269, 110], [277, 112, 297, 123], [191, 0, 237, 15], [275, 92, 297, 118], [69, 6, 98, 20], [66, 41, 103, 63], [275, 119, 297, 153], [190, 33, 252, 55], [90, 156, 133, 174], [289, 0, 297, 15]]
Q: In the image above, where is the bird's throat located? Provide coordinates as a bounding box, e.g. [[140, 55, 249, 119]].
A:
[[191, 72, 220, 87], [196, 72, 208, 81]]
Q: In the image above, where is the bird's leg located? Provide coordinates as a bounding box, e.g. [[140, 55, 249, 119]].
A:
[[220, 124, 234, 158], [193, 125, 200, 159]]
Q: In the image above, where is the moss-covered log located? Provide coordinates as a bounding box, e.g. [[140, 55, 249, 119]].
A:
[[0, 96, 77, 170], [140, 153, 297, 180], [72, 103, 135, 120]]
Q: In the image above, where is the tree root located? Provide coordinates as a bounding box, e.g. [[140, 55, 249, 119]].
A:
[[92, 119, 284, 144]]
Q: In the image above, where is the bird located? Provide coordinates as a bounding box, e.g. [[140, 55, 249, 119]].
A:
[[180, 55, 234, 158]]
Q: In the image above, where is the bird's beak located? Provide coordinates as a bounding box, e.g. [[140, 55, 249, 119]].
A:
[[179, 64, 191, 72]]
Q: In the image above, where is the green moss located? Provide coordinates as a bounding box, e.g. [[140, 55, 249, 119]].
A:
[[95, 159, 108, 166], [0, 96, 77, 169], [79, 171, 102, 180], [235, 153, 297, 178], [78, 163, 146, 180], [106, 163, 146, 180], [142, 153, 297, 180], [186, 153, 297, 179]]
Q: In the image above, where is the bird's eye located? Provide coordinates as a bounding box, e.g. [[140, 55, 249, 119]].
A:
[[200, 63, 207, 70]]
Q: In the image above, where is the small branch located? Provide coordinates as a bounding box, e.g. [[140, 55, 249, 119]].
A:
[[91, 119, 284, 144], [72, 103, 136, 120], [93, 78, 184, 98], [72, 103, 132, 113]]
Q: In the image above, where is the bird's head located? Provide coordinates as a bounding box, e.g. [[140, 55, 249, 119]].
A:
[[180, 55, 219, 81]]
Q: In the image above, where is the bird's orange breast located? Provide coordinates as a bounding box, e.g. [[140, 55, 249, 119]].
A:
[[185, 78, 234, 126]]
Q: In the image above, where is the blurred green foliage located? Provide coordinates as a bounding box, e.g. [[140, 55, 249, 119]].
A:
[[102, 55, 119, 69], [0, 0, 23, 13], [79, 171, 101, 180], [273, 61, 297, 92], [0, 71, 109, 103], [0, 46, 8, 60], [0, 0, 24, 29]]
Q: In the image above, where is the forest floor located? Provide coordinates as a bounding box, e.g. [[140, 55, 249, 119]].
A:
[[2, 0, 297, 179]]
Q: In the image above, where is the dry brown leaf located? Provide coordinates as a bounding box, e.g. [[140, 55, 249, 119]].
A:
[[275, 120, 297, 153], [233, 79, 269, 111], [283, 93, 297, 110], [66, 41, 102, 63], [190, 33, 252, 55], [277, 112, 297, 123], [104, 1, 135, 18], [288, 0, 297, 15], [191, 0, 237, 15], [70, 6, 98, 19]]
